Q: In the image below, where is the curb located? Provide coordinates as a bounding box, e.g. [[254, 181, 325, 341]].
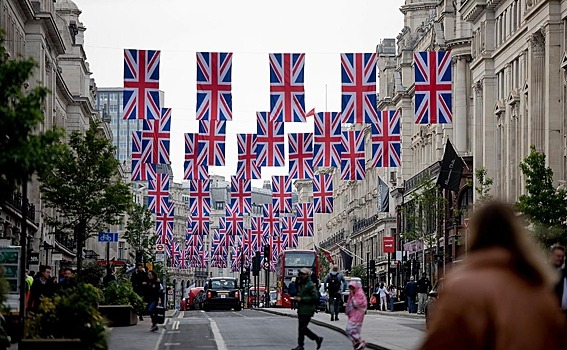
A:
[[259, 309, 390, 350], [166, 309, 179, 318], [366, 310, 425, 320]]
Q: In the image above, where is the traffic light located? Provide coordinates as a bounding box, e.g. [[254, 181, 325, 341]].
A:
[[252, 252, 261, 276], [369, 259, 376, 272], [263, 245, 271, 259]]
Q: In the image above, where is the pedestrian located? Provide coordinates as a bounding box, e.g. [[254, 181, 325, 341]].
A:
[[28, 265, 55, 313], [102, 266, 117, 287], [405, 276, 417, 313], [145, 270, 162, 332], [345, 280, 367, 350], [549, 243, 567, 314], [387, 284, 397, 312], [375, 282, 387, 311], [416, 273, 431, 314], [24, 270, 33, 305], [291, 267, 323, 350], [57, 267, 76, 291], [419, 201, 567, 350], [131, 263, 148, 320], [324, 264, 346, 321], [288, 277, 298, 310]]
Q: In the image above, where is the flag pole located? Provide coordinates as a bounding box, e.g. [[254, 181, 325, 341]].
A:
[[337, 244, 366, 262]]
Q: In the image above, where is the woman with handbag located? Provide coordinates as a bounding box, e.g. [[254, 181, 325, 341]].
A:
[[146, 270, 162, 332]]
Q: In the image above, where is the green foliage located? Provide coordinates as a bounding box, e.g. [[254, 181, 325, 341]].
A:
[[350, 264, 367, 288], [102, 281, 145, 315], [124, 203, 157, 264], [0, 32, 63, 202], [516, 145, 567, 246], [27, 283, 107, 350], [474, 167, 493, 204], [403, 178, 445, 248], [78, 262, 105, 288], [317, 251, 331, 281], [39, 122, 133, 273]]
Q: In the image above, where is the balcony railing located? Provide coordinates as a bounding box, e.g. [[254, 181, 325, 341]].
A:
[[352, 214, 380, 234], [5, 191, 36, 222], [55, 232, 76, 252]]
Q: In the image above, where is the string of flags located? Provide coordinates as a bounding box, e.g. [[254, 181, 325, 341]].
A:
[[123, 48, 453, 270]]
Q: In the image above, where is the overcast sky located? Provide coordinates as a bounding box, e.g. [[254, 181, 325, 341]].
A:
[[72, 0, 404, 185]]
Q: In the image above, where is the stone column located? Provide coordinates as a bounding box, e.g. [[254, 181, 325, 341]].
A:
[[453, 54, 469, 154], [529, 32, 545, 151]]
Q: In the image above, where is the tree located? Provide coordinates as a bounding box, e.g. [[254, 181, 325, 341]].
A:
[[124, 203, 156, 264], [474, 167, 493, 204], [40, 122, 132, 273], [317, 250, 331, 281], [516, 145, 567, 246]]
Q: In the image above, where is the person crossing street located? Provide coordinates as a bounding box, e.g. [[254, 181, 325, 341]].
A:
[[324, 264, 346, 321], [291, 267, 323, 350]]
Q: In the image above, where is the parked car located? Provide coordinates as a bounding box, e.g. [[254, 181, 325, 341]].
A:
[[182, 287, 204, 310], [318, 284, 328, 312], [203, 277, 241, 311], [424, 279, 444, 328]]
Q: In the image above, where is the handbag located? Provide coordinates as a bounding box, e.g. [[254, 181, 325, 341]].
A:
[[154, 305, 166, 324], [370, 295, 377, 305]]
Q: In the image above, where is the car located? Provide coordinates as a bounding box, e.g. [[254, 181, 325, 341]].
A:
[[203, 277, 241, 311], [182, 287, 204, 310], [318, 284, 328, 311], [424, 279, 444, 328], [248, 286, 266, 307], [340, 276, 362, 311]]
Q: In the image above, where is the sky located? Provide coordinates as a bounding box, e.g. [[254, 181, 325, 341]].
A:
[[72, 0, 405, 186]]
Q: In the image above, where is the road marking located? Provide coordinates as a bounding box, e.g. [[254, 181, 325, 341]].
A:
[[208, 316, 227, 350], [164, 343, 181, 346], [153, 319, 169, 350], [177, 311, 184, 318], [171, 321, 180, 330]]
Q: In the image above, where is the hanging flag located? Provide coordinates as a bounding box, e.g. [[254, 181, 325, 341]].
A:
[[371, 109, 401, 168], [198, 120, 226, 166], [183, 133, 209, 180], [225, 199, 244, 236], [314, 243, 335, 265], [378, 176, 390, 212], [256, 111, 285, 167], [341, 53, 378, 124], [313, 112, 343, 168], [131, 131, 155, 181], [262, 204, 280, 241], [414, 51, 452, 124], [141, 108, 171, 164], [270, 53, 306, 122], [190, 180, 211, 235], [236, 134, 260, 179], [340, 130, 365, 180], [123, 49, 160, 120], [148, 172, 170, 214], [155, 199, 174, 245], [280, 216, 298, 249], [288, 133, 314, 179], [436, 139, 465, 191], [250, 217, 264, 252], [196, 52, 233, 121], [294, 203, 313, 237], [230, 177, 252, 214], [185, 234, 203, 257], [313, 174, 333, 213], [271, 176, 293, 214], [339, 246, 354, 272]]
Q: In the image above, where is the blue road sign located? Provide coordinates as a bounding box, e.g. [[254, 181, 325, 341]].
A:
[[98, 233, 118, 242]]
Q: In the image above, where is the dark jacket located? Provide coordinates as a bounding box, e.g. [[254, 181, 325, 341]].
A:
[[28, 277, 55, 311], [416, 277, 432, 294], [405, 280, 418, 298], [131, 270, 148, 296], [288, 281, 298, 297], [296, 278, 317, 316], [324, 271, 346, 295], [554, 268, 566, 309], [146, 279, 161, 303]]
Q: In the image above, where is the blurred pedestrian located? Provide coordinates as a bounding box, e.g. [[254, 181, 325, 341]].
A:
[[28, 265, 55, 313], [288, 277, 298, 310], [146, 270, 162, 332], [102, 266, 116, 287], [405, 276, 417, 313], [375, 283, 387, 311], [419, 201, 567, 350], [416, 273, 431, 314], [324, 264, 345, 321], [550, 244, 567, 314], [387, 284, 397, 312], [131, 263, 148, 320], [291, 267, 323, 350], [345, 280, 367, 349]]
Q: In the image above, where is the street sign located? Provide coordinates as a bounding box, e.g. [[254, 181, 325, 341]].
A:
[[383, 236, 395, 253], [155, 253, 165, 262], [28, 252, 40, 265], [155, 244, 165, 252], [98, 233, 118, 242], [263, 262, 269, 270]]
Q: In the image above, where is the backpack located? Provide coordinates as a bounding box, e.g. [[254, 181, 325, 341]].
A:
[[327, 273, 341, 294]]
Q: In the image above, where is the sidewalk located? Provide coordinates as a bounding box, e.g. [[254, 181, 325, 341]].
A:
[[260, 308, 425, 350], [106, 309, 178, 350]]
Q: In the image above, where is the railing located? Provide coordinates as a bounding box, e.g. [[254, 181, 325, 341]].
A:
[[5, 191, 36, 222], [320, 228, 345, 249], [55, 232, 76, 252], [352, 214, 380, 234]]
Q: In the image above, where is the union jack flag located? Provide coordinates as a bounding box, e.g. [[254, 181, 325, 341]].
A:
[[414, 51, 452, 124], [280, 216, 298, 248], [198, 120, 226, 166], [313, 112, 343, 168], [211, 228, 231, 257], [271, 176, 292, 213], [184, 133, 208, 180], [294, 203, 313, 237], [196, 52, 232, 121], [142, 108, 171, 164], [250, 217, 264, 253], [313, 174, 334, 213], [230, 238, 243, 272], [178, 247, 191, 269], [288, 133, 313, 179], [186, 233, 204, 257], [236, 134, 260, 179], [148, 173, 170, 214], [256, 112, 285, 167], [190, 249, 208, 268], [169, 241, 182, 267], [230, 177, 251, 214], [340, 130, 365, 180], [225, 199, 244, 236], [269, 53, 306, 123], [123, 49, 160, 120], [155, 199, 174, 245], [371, 110, 401, 167], [131, 131, 155, 181], [341, 53, 378, 124], [262, 204, 280, 241], [190, 180, 211, 235], [271, 232, 287, 259], [210, 254, 228, 268], [240, 227, 254, 264]]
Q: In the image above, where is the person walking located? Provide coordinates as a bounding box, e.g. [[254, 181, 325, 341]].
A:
[[375, 283, 387, 311], [419, 201, 567, 350], [28, 265, 55, 313], [549, 244, 567, 314], [324, 264, 345, 321], [345, 280, 368, 350], [131, 263, 148, 320], [416, 273, 431, 314], [288, 277, 298, 310], [387, 284, 397, 312], [145, 270, 162, 332], [291, 267, 323, 350], [405, 276, 417, 313]]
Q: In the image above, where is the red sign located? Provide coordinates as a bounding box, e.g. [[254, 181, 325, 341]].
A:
[[383, 236, 395, 253]]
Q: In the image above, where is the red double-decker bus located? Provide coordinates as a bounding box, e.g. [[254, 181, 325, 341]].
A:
[[275, 249, 318, 308]]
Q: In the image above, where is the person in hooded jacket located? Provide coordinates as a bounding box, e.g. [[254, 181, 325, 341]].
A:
[[345, 280, 368, 350]]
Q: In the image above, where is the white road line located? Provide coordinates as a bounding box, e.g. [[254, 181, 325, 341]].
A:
[[153, 319, 169, 350], [208, 317, 228, 350], [177, 311, 184, 318], [172, 321, 180, 330]]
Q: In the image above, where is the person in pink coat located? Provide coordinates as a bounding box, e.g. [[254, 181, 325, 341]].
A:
[[345, 280, 367, 350]]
